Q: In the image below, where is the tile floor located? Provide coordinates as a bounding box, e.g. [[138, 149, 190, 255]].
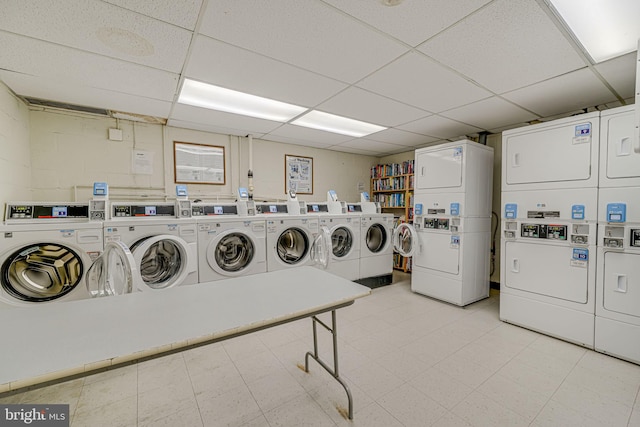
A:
[[2, 272, 640, 426]]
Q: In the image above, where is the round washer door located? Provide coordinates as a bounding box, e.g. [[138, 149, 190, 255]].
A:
[[86, 241, 140, 297], [207, 231, 255, 276], [331, 226, 353, 258], [130, 235, 190, 290], [276, 227, 309, 265], [365, 223, 388, 254], [1, 242, 84, 303], [393, 222, 419, 257]]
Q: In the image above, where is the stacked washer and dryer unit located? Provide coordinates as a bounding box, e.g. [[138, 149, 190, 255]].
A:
[[399, 140, 493, 306]]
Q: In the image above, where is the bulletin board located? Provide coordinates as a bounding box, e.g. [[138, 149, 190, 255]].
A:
[[174, 141, 225, 185], [285, 154, 313, 194]]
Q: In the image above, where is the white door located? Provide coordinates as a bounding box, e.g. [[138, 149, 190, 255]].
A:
[[415, 147, 463, 191], [393, 222, 419, 257], [311, 226, 331, 268], [86, 241, 139, 297], [504, 121, 594, 185], [130, 235, 192, 290], [504, 241, 588, 303], [603, 109, 639, 181], [416, 232, 459, 275], [208, 231, 256, 276], [602, 252, 640, 318]]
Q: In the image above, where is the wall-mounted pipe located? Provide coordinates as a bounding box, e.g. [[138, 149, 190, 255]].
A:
[[247, 134, 254, 200]]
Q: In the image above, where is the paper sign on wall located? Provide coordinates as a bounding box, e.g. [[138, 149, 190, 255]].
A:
[[132, 150, 154, 175]]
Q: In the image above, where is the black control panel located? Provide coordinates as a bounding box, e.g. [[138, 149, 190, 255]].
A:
[[7, 204, 89, 220], [424, 218, 449, 230], [112, 204, 175, 217], [521, 224, 567, 240], [527, 211, 560, 219], [256, 204, 288, 214], [307, 204, 329, 213], [346, 204, 362, 213], [631, 229, 640, 247], [427, 209, 446, 215], [192, 205, 238, 216]]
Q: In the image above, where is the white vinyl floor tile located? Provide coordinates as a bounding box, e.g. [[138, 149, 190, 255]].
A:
[[3, 272, 640, 427]]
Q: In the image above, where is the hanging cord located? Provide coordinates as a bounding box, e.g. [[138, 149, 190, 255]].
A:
[[490, 211, 499, 277]]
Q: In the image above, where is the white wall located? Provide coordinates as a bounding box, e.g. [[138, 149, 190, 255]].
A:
[[28, 109, 378, 203], [0, 81, 31, 207]]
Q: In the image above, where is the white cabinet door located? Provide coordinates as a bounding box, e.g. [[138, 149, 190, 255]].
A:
[[504, 121, 594, 185], [415, 147, 463, 191], [603, 252, 640, 318], [504, 241, 588, 303], [603, 110, 639, 181], [415, 232, 459, 275]]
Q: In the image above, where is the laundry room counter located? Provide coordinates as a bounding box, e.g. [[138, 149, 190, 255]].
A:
[[0, 267, 370, 393]]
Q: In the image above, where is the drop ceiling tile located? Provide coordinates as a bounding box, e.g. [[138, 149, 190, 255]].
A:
[[594, 52, 637, 100], [0, 33, 179, 101], [0, 71, 172, 117], [323, 0, 491, 47], [167, 119, 264, 138], [265, 124, 354, 145], [198, 0, 408, 83], [441, 97, 539, 130], [366, 128, 438, 146], [0, 0, 192, 73], [315, 87, 430, 127], [184, 36, 347, 107], [337, 138, 411, 155], [397, 115, 483, 139], [357, 51, 491, 113], [103, 0, 203, 29], [502, 68, 619, 117], [171, 104, 283, 134], [418, 0, 586, 93]]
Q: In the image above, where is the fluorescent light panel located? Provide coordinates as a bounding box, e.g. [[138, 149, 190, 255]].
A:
[[291, 110, 387, 137], [549, 0, 640, 63], [178, 79, 306, 122]]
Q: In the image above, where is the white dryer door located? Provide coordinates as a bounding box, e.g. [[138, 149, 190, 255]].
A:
[[393, 222, 419, 258], [86, 241, 139, 297], [131, 235, 191, 290], [602, 252, 640, 318], [415, 147, 463, 191], [1, 242, 85, 302]]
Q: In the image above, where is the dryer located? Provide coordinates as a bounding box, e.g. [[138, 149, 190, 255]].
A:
[[306, 194, 360, 281], [0, 202, 103, 308], [103, 201, 198, 290], [193, 201, 266, 282], [255, 201, 322, 272], [595, 105, 640, 364], [500, 112, 600, 347]]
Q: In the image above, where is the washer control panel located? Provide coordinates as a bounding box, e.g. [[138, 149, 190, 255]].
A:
[[521, 224, 567, 240], [631, 229, 640, 247], [423, 218, 449, 230]]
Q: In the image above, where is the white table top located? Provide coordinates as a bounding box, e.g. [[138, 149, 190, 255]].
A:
[[0, 267, 370, 392]]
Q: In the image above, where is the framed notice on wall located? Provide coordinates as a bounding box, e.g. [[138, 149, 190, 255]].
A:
[[285, 154, 313, 194], [174, 141, 225, 185]]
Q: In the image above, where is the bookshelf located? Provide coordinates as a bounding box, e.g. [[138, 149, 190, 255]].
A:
[[371, 160, 414, 272]]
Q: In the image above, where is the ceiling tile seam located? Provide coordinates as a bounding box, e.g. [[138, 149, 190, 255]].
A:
[[436, 94, 544, 123], [0, 28, 185, 76], [166, 0, 210, 121], [99, 0, 200, 31]]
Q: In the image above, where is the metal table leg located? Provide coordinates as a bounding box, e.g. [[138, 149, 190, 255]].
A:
[[304, 309, 354, 420]]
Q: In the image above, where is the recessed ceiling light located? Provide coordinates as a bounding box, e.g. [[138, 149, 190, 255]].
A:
[[291, 110, 387, 137], [548, 0, 640, 63], [178, 79, 307, 122]]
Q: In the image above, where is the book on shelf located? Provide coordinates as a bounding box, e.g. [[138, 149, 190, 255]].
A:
[[370, 160, 415, 178]]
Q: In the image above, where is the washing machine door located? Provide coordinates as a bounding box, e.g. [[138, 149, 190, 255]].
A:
[[311, 226, 332, 269], [393, 222, 419, 257], [365, 222, 388, 254], [1, 242, 85, 303], [276, 227, 310, 266], [331, 225, 353, 258], [209, 231, 255, 274], [86, 241, 139, 297], [130, 235, 190, 290]]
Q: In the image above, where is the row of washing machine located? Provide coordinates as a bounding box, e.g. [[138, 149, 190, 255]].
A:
[[0, 192, 394, 309]]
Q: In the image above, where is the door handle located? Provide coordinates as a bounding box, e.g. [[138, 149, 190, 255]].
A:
[[617, 137, 631, 156], [511, 258, 519, 273], [615, 274, 627, 293], [512, 153, 520, 167]]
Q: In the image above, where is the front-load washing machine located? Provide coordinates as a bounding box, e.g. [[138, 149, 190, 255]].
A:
[[193, 202, 266, 282], [306, 200, 360, 280], [104, 201, 198, 290], [0, 202, 103, 308], [256, 201, 323, 272], [359, 213, 394, 280]]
